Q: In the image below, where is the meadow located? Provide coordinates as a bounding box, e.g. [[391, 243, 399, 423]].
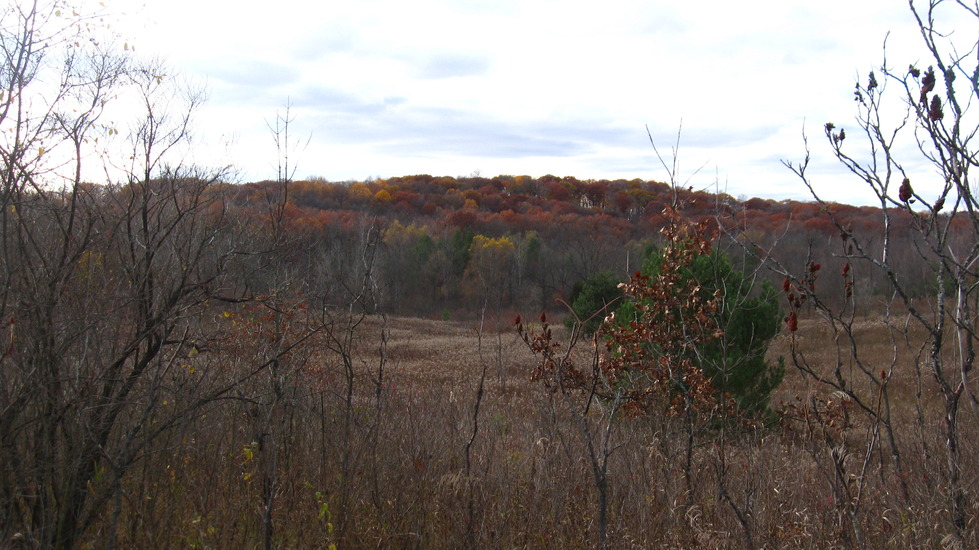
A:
[[3, 2, 977, 548], [96, 310, 976, 549]]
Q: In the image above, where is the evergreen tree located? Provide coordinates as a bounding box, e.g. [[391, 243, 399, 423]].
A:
[[620, 244, 784, 418], [565, 271, 625, 335]]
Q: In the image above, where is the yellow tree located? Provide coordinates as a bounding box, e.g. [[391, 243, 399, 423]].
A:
[[464, 235, 515, 308]]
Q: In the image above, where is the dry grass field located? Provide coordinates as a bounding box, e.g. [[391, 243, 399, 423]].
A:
[[100, 310, 976, 549]]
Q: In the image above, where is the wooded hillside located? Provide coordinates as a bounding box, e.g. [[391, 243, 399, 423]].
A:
[[226, 173, 959, 317]]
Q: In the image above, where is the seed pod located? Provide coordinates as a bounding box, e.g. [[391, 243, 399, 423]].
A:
[[899, 178, 913, 202], [929, 95, 944, 121], [920, 67, 936, 103]]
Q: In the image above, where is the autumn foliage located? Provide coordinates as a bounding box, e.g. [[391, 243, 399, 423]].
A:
[[599, 213, 734, 418], [221, 173, 957, 319]]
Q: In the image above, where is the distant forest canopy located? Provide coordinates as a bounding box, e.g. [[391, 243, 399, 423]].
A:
[[220, 173, 965, 317]]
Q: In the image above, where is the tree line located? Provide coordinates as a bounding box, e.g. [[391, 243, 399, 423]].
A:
[[222, 173, 964, 318]]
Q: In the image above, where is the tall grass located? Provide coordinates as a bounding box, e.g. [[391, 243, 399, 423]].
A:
[[93, 313, 975, 549]]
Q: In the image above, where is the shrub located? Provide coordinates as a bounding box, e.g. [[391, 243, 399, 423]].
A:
[[565, 271, 624, 335], [615, 234, 784, 418]]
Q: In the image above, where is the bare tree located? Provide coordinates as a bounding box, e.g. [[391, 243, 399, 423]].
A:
[[756, 0, 979, 545], [0, 4, 313, 548]]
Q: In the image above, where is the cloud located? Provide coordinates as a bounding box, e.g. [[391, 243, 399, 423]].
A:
[[417, 53, 491, 79], [318, 104, 638, 159], [200, 59, 303, 102], [653, 125, 781, 150], [292, 87, 395, 117], [635, 7, 689, 36], [124, 0, 953, 204], [289, 25, 359, 61]]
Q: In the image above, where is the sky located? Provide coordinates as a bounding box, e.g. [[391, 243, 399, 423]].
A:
[[98, 0, 955, 204]]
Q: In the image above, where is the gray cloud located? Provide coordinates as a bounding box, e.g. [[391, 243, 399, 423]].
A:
[[205, 59, 301, 89], [289, 25, 359, 61], [417, 53, 491, 79], [382, 122, 589, 158], [292, 87, 395, 117], [303, 101, 639, 159], [644, 124, 781, 150], [199, 58, 304, 108], [584, 155, 666, 177]]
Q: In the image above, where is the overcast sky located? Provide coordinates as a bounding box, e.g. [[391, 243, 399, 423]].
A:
[[110, 0, 952, 204]]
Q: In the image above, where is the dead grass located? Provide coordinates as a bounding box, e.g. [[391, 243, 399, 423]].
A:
[[94, 312, 976, 549]]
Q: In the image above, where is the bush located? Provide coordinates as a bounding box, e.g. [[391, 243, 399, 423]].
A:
[[617, 242, 784, 418], [565, 271, 625, 335]]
